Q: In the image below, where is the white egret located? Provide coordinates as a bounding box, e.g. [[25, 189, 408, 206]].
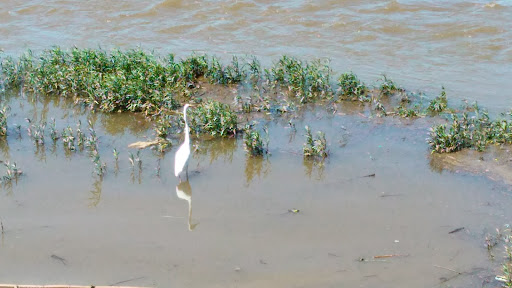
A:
[[174, 104, 192, 181]]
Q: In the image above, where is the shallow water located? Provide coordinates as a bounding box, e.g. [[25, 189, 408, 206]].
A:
[[1, 1, 512, 287], [0, 93, 511, 287], [0, 0, 511, 111]]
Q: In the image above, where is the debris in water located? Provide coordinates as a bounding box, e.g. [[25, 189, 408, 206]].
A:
[[448, 227, 465, 234], [50, 254, 67, 265], [373, 254, 409, 259], [128, 140, 160, 149]]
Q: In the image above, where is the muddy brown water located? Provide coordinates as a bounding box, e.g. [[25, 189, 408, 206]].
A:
[[0, 0, 511, 111], [0, 93, 511, 287], [1, 1, 512, 287]]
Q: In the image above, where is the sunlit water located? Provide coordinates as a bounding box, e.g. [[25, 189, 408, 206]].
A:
[[1, 0, 511, 111], [1, 1, 512, 287]]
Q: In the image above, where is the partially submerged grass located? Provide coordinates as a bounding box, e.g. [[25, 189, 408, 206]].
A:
[[428, 105, 512, 153], [337, 72, 367, 101], [0, 105, 8, 137], [1, 47, 511, 155], [379, 74, 402, 97], [303, 126, 328, 158], [1, 161, 22, 184], [428, 87, 448, 113], [243, 124, 269, 156]]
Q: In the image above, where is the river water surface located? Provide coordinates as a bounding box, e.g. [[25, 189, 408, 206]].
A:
[[1, 1, 512, 287], [1, 0, 512, 110]]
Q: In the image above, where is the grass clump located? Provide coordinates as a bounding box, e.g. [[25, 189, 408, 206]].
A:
[[243, 124, 269, 156], [303, 126, 328, 158], [337, 72, 367, 101], [188, 100, 238, 137], [206, 56, 245, 85], [0, 51, 35, 89], [428, 87, 448, 113], [1, 161, 22, 183], [267, 56, 332, 103], [428, 106, 512, 153], [379, 75, 402, 96], [0, 105, 7, 136]]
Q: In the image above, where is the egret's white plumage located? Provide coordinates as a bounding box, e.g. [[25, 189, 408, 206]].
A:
[[174, 104, 191, 181]]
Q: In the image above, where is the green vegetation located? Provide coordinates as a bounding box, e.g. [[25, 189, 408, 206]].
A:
[[303, 126, 328, 158], [267, 56, 332, 103], [428, 105, 512, 153], [0, 105, 8, 137], [379, 74, 402, 97], [337, 72, 367, 101], [188, 100, 238, 137], [1, 47, 511, 155], [243, 124, 268, 156], [428, 86, 448, 113], [1, 161, 22, 182]]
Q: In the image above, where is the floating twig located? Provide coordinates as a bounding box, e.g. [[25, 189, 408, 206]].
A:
[[373, 254, 409, 259], [433, 264, 461, 274], [448, 227, 465, 234]]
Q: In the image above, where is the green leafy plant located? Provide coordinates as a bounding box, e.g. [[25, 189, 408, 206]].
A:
[[243, 124, 268, 156], [337, 72, 367, 101], [379, 74, 401, 96], [303, 126, 328, 158], [0, 105, 8, 136], [428, 86, 448, 113]]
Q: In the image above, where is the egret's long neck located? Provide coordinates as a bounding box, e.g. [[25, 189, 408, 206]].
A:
[[184, 107, 190, 144]]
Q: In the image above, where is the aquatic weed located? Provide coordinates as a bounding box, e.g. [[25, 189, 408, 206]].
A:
[[379, 74, 402, 97], [428, 107, 512, 153], [428, 87, 448, 113], [337, 72, 367, 101], [243, 123, 268, 156], [0, 105, 8, 136], [303, 126, 328, 158]]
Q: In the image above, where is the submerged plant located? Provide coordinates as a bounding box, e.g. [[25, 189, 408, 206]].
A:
[[428, 107, 512, 153], [61, 126, 75, 151], [303, 126, 328, 158], [1, 161, 22, 183], [0, 105, 8, 137], [337, 72, 367, 101], [243, 124, 268, 156], [428, 86, 448, 113], [379, 74, 402, 96]]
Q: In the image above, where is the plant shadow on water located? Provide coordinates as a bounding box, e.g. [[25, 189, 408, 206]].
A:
[[244, 155, 270, 186]]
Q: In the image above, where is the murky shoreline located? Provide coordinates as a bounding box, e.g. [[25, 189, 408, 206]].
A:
[[1, 90, 511, 287]]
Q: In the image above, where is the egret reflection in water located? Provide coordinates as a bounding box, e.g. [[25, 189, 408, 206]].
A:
[[176, 180, 198, 231]]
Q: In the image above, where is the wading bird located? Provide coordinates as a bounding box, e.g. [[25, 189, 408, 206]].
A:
[[175, 104, 192, 182]]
